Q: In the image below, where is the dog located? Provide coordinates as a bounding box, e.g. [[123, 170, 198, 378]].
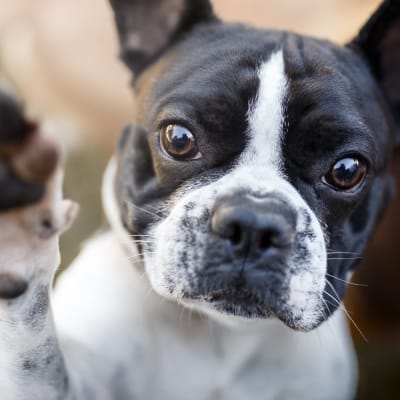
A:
[[0, 0, 399, 399]]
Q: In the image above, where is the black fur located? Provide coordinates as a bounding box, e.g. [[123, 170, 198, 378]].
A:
[[109, 0, 216, 77], [0, 92, 32, 144], [349, 0, 400, 140], [0, 91, 45, 211]]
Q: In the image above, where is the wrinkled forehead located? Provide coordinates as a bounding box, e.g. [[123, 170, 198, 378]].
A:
[[284, 36, 391, 154], [135, 24, 390, 156]]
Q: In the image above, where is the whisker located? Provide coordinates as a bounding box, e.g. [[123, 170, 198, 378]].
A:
[[327, 250, 361, 255], [324, 282, 368, 343], [128, 252, 157, 261], [128, 234, 153, 238], [130, 204, 163, 220], [326, 273, 368, 287], [128, 251, 157, 257], [318, 293, 330, 318], [340, 306, 368, 343], [327, 257, 363, 261], [144, 203, 162, 211]]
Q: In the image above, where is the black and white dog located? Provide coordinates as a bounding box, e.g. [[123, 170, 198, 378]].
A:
[[0, 0, 399, 399]]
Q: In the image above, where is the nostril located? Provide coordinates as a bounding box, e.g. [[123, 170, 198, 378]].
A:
[[211, 207, 250, 246], [230, 223, 242, 246], [259, 230, 275, 250], [259, 223, 295, 250]]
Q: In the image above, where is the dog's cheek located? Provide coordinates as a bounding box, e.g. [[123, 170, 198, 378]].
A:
[[283, 208, 327, 326], [349, 175, 393, 237], [321, 175, 393, 313], [327, 175, 392, 277], [116, 125, 172, 235], [117, 126, 155, 198], [143, 211, 192, 299], [145, 192, 213, 299], [286, 275, 323, 330]]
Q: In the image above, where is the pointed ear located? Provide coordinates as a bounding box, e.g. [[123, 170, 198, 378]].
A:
[[348, 0, 400, 142], [109, 0, 215, 79]]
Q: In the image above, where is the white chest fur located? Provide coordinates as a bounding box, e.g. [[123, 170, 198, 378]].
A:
[[52, 229, 357, 400]]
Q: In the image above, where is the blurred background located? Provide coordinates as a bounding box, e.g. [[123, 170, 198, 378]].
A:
[[0, 0, 398, 398]]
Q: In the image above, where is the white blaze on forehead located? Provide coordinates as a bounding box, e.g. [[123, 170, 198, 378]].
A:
[[242, 50, 287, 171]]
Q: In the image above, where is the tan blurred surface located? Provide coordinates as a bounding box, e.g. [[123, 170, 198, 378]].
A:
[[214, 0, 379, 40], [0, 1, 398, 399], [0, 0, 132, 149], [0, 0, 381, 149]]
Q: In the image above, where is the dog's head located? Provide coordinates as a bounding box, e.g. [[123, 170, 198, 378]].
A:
[[107, 0, 399, 330]]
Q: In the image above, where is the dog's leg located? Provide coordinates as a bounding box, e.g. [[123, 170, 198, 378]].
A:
[[0, 106, 115, 399], [0, 172, 75, 399]]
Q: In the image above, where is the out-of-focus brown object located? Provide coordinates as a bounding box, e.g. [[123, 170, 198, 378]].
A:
[[11, 126, 59, 183], [213, 0, 380, 41], [0, 0, 133, 150]]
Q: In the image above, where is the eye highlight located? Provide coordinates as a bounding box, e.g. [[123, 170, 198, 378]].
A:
[[159, 124, 201, 160], [323, 157, 367, 191]]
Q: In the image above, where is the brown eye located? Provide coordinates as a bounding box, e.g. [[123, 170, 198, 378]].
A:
[[160, 124, 200, 160], [324, 157, 367, 191]]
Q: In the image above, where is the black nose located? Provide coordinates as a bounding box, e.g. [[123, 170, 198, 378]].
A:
[[211, 195, 297, 256]]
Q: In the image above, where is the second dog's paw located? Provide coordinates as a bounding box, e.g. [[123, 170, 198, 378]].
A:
[[19, 170, 79, 239], [0, 171, 78, 301], [0, 90, 58, 212], [0, 91, 78, 301]]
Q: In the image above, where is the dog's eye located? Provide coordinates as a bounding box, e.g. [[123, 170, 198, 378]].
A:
[[323, 157, 367, 191], [160, 124, 201, 160]]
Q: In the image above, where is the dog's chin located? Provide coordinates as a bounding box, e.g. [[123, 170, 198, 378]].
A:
[[177, 290, 326, 332], [203, 291, 273, 319], [205, 300, 273, 327]]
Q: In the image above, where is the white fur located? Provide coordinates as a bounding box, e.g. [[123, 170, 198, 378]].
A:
[[243, 50, 287, 170], [288, 272, 314, 310]]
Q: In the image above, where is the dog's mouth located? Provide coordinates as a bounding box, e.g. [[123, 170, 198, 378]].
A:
[[177, 271, 326, 330], [205, 291, 274, 319], [181, 282, 279, 320]]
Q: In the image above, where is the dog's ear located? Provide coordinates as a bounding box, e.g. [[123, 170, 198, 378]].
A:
[[348, 0, 400, 142], [109, 0, 215, 79]]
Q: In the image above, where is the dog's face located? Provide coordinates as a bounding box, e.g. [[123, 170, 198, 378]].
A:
[[109, 0, 400, 330]]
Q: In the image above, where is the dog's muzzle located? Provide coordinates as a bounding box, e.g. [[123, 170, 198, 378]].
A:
[[184, 194, 300, 314]]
